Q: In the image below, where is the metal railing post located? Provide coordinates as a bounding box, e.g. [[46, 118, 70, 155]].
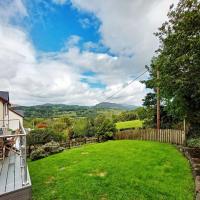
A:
[[19, 122, 28, 186], [22, 136, 28, 185]]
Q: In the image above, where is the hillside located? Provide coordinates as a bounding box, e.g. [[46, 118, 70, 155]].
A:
[[13, 102, 132, 118], [13, 104, 90, 118], [95, 102, 137, 110]]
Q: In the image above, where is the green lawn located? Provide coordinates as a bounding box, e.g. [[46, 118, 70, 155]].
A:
[[29, 141, 194, 200], [116, 120, 143, 130]]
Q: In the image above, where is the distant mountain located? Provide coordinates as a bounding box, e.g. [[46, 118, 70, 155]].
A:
[[95, 102, 137, 110], [13, 102, 137, 118], [13, 104, 90, 118]]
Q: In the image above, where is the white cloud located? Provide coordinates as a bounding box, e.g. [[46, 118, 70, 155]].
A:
[[79, 18, 91, 29], [64, 35, 81, 49], [0, 24, 146, 106], [0, 0, 179, 106], [0, 0, 28, 24], [71, 0, 178, 69]]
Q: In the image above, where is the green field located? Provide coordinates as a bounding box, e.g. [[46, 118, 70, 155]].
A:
[[29, 140, 194, 200], [116, 120, 143, 130]]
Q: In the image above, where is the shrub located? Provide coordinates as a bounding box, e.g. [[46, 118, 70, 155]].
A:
[[36, 122, 48, 129], [30, 141, 64, 161], [43, 141, 64, 154], [27, 128, 66, 146], [73, 118, 88, 138], [71, 115, 116, 141], [115, 111, 138, 122], [103, 131, 114, 141], [187, 138, 200, 148], [94, 116, 116, 141], [188, 125, 200, 138], [30, 147, 47, 161]]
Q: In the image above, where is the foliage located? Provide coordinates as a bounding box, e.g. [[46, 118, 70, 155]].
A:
[[15, 104, 89, 118], [29, 140, 194, 200], [50, 121, 66, 132], [140, 92, 181, 128], [36, 122, 48, 129], [113, 110, 138, 122], [43, 141, 64, 154], [67, 127, 74, 140], [116, 120, 143, 130], [72, 115, 116, 140], [94, 115, 116, 140], [188, 125, 200, 138], [187, 138, 200, 148], [48, 117, 72, 133], [73, 118, 89, 138], [25, 117, 72, 143], [30, 147, 47, 161], [27, 128, 66, 146], [61, 116, 72, 128], [84, 118, 96, 137], [144, 0, 200, 133], [133, 107, 148, 120], [15, 104, 123, 119], [30, 141, 64, 161]]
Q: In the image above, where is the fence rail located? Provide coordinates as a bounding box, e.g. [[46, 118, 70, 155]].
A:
[[115, 129, 186, 145], [60, 137, 99, 149]]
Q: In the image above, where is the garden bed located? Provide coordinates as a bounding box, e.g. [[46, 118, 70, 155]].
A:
[[182, 147, 200, 199]]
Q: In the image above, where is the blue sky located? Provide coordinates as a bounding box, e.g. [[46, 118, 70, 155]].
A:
[[0, 0, 176, 105], [18, 0, 109, 90], [23, 1, 101, 52]]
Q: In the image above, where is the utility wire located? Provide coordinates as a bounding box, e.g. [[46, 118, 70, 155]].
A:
[[102, 69, 148, 102]]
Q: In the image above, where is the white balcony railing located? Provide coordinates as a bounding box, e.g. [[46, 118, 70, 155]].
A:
[[0, 119, 29, 186]]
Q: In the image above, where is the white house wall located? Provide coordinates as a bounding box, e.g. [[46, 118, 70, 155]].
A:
[[8, 110, 23, 130], [0, 100, 3, 127]]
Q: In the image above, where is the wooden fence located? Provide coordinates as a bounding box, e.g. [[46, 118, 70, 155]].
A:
[[115, 129, 186, 145], [60, 137, 98, 148]]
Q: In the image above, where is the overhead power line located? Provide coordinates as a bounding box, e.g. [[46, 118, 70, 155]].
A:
[[102, 69, 148, 102]]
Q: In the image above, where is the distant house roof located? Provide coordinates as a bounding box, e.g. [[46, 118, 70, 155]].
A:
[[0, 91, 9, 103]]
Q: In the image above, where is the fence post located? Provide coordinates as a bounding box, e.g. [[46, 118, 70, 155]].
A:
[[183, 118, 186, 146]]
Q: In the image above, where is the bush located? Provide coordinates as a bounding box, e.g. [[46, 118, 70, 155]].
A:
[[103, 131, 114, 141], [43, 141, 64, 154], [94, 116, 116, 141], [73, 118, 88, 138], [187, 138, 200, 148], [70, 115, 116, 141], [30, 141, 64, 161], [115, 111, 138, 122], [27, 128, 66, 146], [30, 147, 47, 161], [188, 125, 200, 138], [36, 122, 48, 129]]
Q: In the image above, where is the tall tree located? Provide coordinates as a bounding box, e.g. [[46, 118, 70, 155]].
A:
[[145, 0, 200, 134]]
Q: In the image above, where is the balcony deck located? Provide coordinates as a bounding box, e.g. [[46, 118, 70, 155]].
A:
[[0, 129, 32, 200], [0, 152, 31, 200]]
